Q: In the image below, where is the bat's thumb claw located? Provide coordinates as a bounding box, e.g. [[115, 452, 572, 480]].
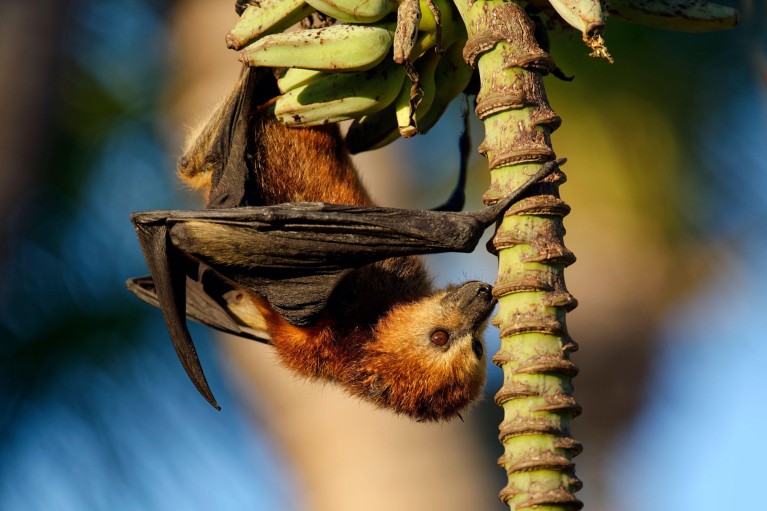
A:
[[477, 158, 566, 225]]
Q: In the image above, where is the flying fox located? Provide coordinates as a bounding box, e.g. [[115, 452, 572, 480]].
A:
[[127, 67, 560, 421]]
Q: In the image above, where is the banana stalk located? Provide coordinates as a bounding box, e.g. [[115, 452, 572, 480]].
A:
[[453, 1, 582, 509]]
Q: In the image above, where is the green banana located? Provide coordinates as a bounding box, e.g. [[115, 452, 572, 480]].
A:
[[395, 49, 440, 136], [241, 23, 395, 72], [277, 68, 325, 94], [226, 0, 315, 50], [409, 0, 463, 60], [418, 0, 440, 32], [305, 0, 397, 23], [415, 40, 473, 135], [393, 80, 417, 137], [275, 59, 406, 126], [345, 106, 400, 154], [417, 0, 452, 39], [605, 0, 739, 31], [302, 0, 456, 45], [547, 0, 612, 61]]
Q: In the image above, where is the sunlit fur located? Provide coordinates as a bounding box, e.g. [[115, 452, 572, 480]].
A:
[[355, 291, 488, 421], [180, 109, 371, 207], [179, 110, 492, 421], [248, 287, 489, 422], [178, 103, 224, 199]]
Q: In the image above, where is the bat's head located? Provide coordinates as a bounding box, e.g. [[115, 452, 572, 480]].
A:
[[363, 281, 495, 421]]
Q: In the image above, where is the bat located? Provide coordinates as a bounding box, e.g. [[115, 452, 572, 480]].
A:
[[127, 67, 562, 421]]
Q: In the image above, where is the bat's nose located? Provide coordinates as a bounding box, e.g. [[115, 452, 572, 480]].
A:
[[475, 282, 497, 310], [476, 282, 492, 298]]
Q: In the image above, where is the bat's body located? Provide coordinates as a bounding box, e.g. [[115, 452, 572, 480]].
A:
[[128, 68, 560, 420]]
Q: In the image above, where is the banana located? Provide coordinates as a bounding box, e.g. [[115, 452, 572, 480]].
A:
[[241, 24, 395, 72], [415, 40, 473, 135], [547, 0, 613, 62], [347, 38, 470, 153], [409, 0, 463, 60], [235, 0, 252, 16], [418, 0, 441, 33], [275, 59, 406, 126], [345, 105, 401, 154], [395, 49, 440, 137], [277, 68, 325, 94], [391, 0, 461, 110], [394, 78, 417, 137], [305, 0, 397, 23], [417, 0, 452, 52], [605, 0, 738, 31], [226, 0, 315, 50]]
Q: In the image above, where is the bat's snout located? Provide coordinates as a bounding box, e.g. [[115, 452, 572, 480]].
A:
[[444, 281, 497, 326], [453, 280, 494, 303]]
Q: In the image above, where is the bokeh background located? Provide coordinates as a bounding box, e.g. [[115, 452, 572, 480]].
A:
[[1, 1, 764, 509]]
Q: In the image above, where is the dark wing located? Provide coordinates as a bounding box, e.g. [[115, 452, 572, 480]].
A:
[[131, 157, 562, 409]]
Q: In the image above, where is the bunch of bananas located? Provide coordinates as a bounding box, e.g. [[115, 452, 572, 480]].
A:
[[227, 0, 473, 154], [227, 0, 738, 153]]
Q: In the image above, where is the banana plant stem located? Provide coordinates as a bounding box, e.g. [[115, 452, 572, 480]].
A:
[[453, 1, 583, 508]]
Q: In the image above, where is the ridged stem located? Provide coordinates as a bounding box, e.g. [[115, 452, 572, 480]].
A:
[[453, 1, 582, 509]]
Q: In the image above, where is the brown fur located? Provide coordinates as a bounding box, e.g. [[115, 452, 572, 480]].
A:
[[253, 118, 371, 206], [180, 110, 489, 421]]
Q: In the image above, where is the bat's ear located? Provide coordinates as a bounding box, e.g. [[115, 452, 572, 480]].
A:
[[131, 212, 221, 410]]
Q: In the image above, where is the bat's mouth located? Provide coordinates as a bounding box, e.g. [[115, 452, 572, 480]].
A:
[[443, 281, 497, 327]]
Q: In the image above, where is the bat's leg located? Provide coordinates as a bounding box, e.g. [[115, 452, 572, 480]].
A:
[[132, 213, 221, 410], [432, 107, 469, 212]]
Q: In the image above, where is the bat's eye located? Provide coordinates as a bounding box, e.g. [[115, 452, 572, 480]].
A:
[[430, 330, 449, 346], [472, 339, 484, 360]]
